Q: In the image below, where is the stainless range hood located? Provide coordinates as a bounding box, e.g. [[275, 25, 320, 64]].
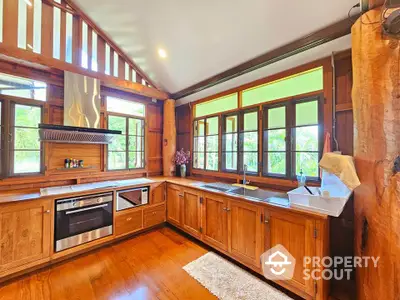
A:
[[39, 72, 121, 144]]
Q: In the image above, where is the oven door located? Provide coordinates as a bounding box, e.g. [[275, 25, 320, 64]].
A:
[[55, 192, 113, 252]]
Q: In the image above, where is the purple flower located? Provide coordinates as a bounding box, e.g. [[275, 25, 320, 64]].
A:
[[174, 148, 191, 165]]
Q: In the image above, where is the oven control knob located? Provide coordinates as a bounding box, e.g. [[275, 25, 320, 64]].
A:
[[97, 198, 103, 203], [73, 202, 77, 206]]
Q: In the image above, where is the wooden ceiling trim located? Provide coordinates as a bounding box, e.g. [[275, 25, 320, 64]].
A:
[[172, 17, 355, 100], [0, 43, 168, 100], [64, 0, 159, 90]]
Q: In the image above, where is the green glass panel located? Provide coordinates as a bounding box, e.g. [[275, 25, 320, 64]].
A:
[[295, 126, 318, 151], [107, 96, 145, 117], [129, 152, 143, 169], [195, 93, 238, 118], [193, 137, 205, 152], [194, 120, 205, 136], [108, 115, 126, 134], [193, 152, 204, 169], [296, 152, 319, 177], [206, 152, 218, 171], [206, 117, 218, 135], [14, 151, 41, 173], [268, 129, 286, 151], [129, 118, 144, 136], [206, 135, 218, 152], [243, 111, 257, 131], [224, 133, 237, 151], [268, 107, 285, 129], [128, 136, 143, 152], [14, 128, 40, 150], [224, 152, 237, 171], [0, 73, 46, 101], [268, 152, 286, 175], [243, 132, 258, 151], [15, 104, 41, 127], [243, 152, 258, 172], [108, 152, 126, 170], [225, 115, 237, 133], [242, 67, 323, 107], [296, 101, 318, 126]]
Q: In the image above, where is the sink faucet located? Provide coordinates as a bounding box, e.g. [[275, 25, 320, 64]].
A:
[[243, 164, 250, 185]]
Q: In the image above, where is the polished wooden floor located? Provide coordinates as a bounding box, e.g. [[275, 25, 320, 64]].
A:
[[0, 227, 216, 300]]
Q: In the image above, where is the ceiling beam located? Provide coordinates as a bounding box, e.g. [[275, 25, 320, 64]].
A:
[[171, 17, 355, 100]]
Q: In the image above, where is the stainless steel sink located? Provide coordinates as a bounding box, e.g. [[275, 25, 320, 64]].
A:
[[228, 187, 289, 206], [199, 183, 235, 193]]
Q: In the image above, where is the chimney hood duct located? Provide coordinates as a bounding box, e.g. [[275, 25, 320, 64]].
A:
[[39, 72, 121, 144]]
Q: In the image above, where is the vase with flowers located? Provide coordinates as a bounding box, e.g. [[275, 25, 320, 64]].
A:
[[174, 148, 190, 178]]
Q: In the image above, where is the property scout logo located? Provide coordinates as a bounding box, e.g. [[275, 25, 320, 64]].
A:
[[260, 244, 379, 281]]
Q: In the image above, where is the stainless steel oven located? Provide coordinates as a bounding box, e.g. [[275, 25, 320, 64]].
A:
[[116, 186, 149, 211], [55, 192, 113, 252]]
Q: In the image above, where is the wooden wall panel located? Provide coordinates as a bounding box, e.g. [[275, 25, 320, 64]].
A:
[[176, 104, 191, 175], [72, 16, 81, 66], [163, 99, 176, 176], [147, 104, 163, 175], [3, 0, 19, 47], [147, 104, 163, 131], [41, 2, 54, 57], [48, 106, 63, 125], [47, 143, 101, 173], [97, 37, 106, 73], [118, 56, 125, 79]]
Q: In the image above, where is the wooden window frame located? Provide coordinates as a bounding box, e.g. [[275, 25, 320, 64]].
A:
[[262, 93, 324, 181], [192, 116, 220, 171], [106, 112, 146, 171], [0, 94, 45, 178], [221, 112, 239, 173]]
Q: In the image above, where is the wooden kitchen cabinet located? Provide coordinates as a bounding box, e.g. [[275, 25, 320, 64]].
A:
[[228, 199, 263, 268], [143, 203, 166, 228], [151, 183, 165, 205], [264, 208, 316, 297], [0, 199, 51, 275], [182, 188, 202, 238], [115, 209, 143, 237], [166, 184, 182, 226], [202, 192, 228, 251]]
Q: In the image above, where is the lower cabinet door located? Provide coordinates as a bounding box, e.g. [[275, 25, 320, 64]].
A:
[[228, 200, 263, 268], [182, 188, 202, 237], [143, 204, 166, 228], [265, 209, 316, 296], [115, 209, 143, 237], [202, 193, 228, 251], [0, 199, 51, 274], [166, 184, 182, 226]]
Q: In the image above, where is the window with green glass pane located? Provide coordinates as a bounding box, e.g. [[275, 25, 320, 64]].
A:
[[222, 114, 238, 171], [240, 110, 258, 173], [242, 67, 323, 107], [193, 117, 219, 171], [194, 93, 238, 118], [13, 104, 42, 174]]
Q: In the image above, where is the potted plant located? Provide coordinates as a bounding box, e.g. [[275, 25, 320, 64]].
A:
[[174, 148, 190, 178]]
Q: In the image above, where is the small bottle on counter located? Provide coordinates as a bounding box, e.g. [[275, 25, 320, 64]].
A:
[[69, 158, 74, 168], [65, 158, 70, 168], [79, 160, 84, 168]]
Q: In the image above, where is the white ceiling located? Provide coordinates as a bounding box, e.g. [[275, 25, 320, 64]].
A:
[[75, 0, 353, 94]]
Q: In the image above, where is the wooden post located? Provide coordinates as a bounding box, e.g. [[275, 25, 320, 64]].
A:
[[352, 8, 400, 299], [163, 99, 176, 176]]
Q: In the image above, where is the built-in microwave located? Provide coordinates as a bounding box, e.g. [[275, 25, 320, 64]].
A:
[[116, 186, 149, 211]]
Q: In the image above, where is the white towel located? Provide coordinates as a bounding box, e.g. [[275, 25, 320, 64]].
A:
[[319, 152, 361, 191]]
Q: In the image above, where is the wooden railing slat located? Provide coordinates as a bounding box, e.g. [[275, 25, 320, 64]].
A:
[[41, 2, 54, 57], [3, 0, 19, 47], [97, 37, 106, 73]]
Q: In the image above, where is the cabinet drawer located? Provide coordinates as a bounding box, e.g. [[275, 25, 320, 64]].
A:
[[144, 204, 166, 228], [115, 210, 143, 236]]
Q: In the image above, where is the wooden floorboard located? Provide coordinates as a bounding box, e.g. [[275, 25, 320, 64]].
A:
[[0, 228, 216, 300]]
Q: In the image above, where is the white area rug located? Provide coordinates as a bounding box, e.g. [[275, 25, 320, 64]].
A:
[[183, 252, 293, 300]]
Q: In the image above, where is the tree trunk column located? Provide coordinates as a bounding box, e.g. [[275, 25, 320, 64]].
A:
[[352, 8, 400, 299], [163, 99, 176, 176]]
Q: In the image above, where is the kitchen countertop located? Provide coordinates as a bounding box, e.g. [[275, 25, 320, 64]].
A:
[[0, 176, 328, 218]]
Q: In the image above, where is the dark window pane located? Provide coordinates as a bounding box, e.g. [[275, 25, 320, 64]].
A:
[[193, 152, 204, 169], [224, 152, 237, 171], [268, 152, 286, 175], [193, 137, 205, 152], [129, 118, 144, 136], [243, 132, 258, 151], [15, 104, 41, 127], [206, 135, 218, 152], [296, 100, 318, 126], [108, 152, 126, 170], [243, 152, 258, 172], [225, 115, 237, 133], [243, 111, 258, 131], [295, 125, 318, 151], [268, 129, 286, 151], [206, 117, 218, 135], [206, 152, 218, 171], [296, 152, 319, 177], [268, 107, 285, 128], [108, 115, 126, 134], [14, 151, 41, 173], [14, 128, 40, 150]]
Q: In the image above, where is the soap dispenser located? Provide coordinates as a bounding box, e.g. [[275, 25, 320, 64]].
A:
[[297, 169, 306, 187]]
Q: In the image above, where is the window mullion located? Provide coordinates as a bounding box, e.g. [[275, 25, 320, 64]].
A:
[[126, 117, 129, 170]]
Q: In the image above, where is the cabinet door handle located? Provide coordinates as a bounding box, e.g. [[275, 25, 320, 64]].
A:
[[222, 208, 231, 212], [44, 210, 51, 214], [265, 219, 269, 224], [179, 194, 184, 197], [126, 217, 132, 221]]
